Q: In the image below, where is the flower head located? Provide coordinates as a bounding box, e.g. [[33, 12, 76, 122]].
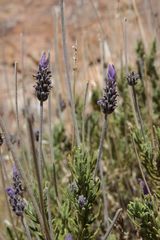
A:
[[77, 195, 87, 208], [33, 52, 52, 102], [97, 63, 118, 115], [127, 71, 139, 86], [6, 165, 25, 216]]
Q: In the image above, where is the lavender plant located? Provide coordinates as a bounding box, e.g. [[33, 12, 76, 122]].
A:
[[67, 148, 100, 239], [128, 197, 160, 240]]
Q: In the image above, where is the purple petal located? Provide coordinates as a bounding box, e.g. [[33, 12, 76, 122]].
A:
[[108, 64, 116, 81], [6, 187, 15, 197], [39, 52, 49, 69]]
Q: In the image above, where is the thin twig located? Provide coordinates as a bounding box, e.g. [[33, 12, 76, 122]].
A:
[[47, 187, 54, 240], [48, 94, 58, 198], [52, 6, 63, 123], [60, 0, 80, 146], [102, 208, 123, 240], [38, 101, 52, 240], [123, 18, 139, 129], [94, 115, 109, 227], [131, 85, 145, 139], [94, 116, 107, 177], [14, 62, 20, 133], [132, 136, 151, 197], [39, 101, 43, 181], [82, 81, 89, 146], [20, 33, 26, 108]]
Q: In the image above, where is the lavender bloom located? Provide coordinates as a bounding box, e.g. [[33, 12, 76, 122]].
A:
[[127, 71, 139, 86], [6, 187, 25, 217], [78, 195, 87, 208], [6, 165, 25, 217], [138, 178, 149, 195], [13, 165, 23, 195], [97, 64, 118, 115], [65, 233, 73, 240], [34, 52, 52, 102]]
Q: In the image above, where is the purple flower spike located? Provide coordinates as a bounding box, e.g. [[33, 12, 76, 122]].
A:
[[6, 165, 25, 217], [97, 63, 118, 115], [65, 233, 73, 240], [108, 64, 116, 81], [34, 52, 52, 102], [39, 52, 50, 69]]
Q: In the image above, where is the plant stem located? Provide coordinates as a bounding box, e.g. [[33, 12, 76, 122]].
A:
[[123, 17, 143, 132], [47, 187, 54, 240], [94, 115, 109, 227], [27, 113, 51, 240], [20, 32, 26, 109], [82, 81, 89, 146], [38, 101, 52, 240], [39, 101, 43, 181], [132, 136, 151, 197], [131, 85, 145, 139], [102, 208, 123, 240], [60, 0, 80, 146], [48, 95, 58, 198], [94, 116, 107, 176], [14, 62, 20, 132], [52, 7, 63, 123], [21, 216, 32, 240]]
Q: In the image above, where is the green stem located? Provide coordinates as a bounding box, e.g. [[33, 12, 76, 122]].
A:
[[131, 85, 145, 139], [48, 95, 58, 198], [82, 82, 89, 146], [39, 101, 52, 240], [94, 115, 109, 227], [94, 115, 107, 176]]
